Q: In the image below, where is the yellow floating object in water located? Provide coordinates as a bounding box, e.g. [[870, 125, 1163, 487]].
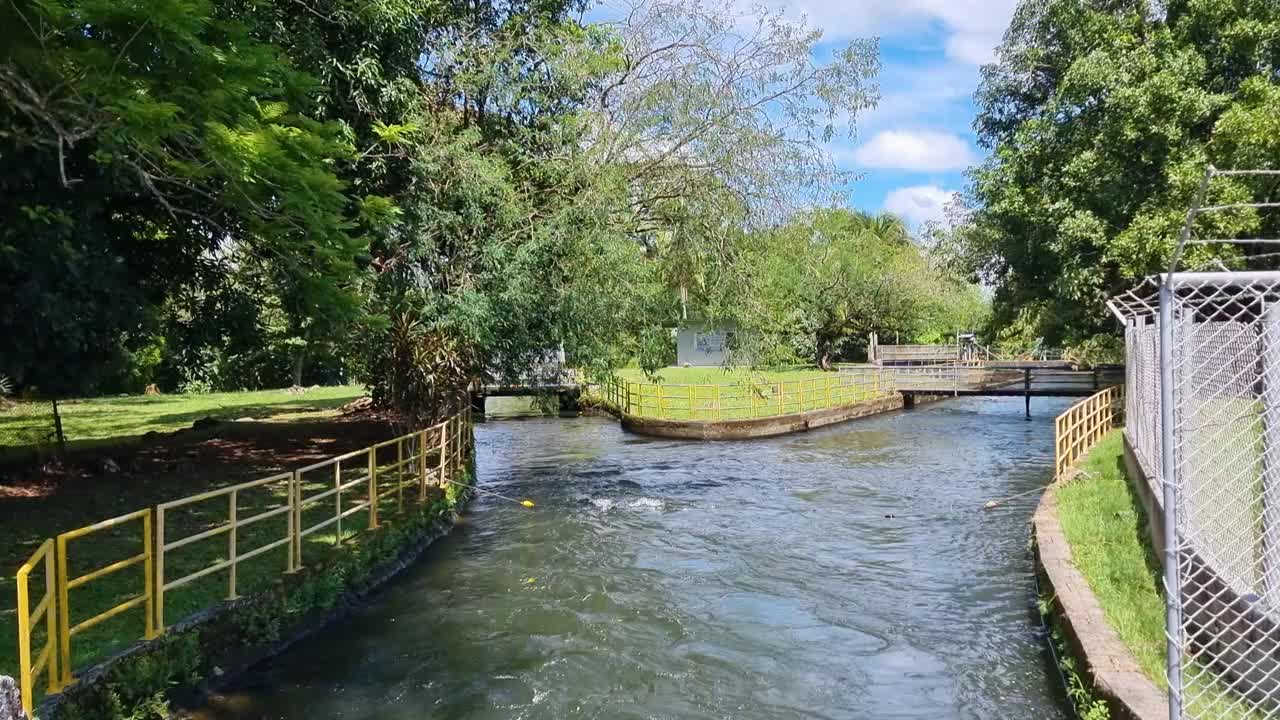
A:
[[521, 500, 536, 508]]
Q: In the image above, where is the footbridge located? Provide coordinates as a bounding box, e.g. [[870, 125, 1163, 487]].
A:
[[883, 363, 1124, 417]]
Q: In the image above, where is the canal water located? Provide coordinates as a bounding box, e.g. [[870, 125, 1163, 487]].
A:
[[198, 398, 1073, 719]]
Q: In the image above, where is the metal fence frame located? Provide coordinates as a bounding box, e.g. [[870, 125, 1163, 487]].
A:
[[12, 407, 475, 716], [1054, 386, 1123, 480], [55, 509, 157, 688], [15, 539, 59, 709], [155, 471, 296, 630], [1108, 165, 1280, 720]]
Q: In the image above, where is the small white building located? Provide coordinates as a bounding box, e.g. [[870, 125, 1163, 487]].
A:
[[675, 323, 746, 367]]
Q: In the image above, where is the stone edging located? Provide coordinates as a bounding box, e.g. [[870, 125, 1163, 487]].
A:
[[613, 393, 949, 440], [1033, 483, 1168, 720]]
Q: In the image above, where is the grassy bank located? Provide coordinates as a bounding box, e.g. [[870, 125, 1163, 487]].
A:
[[606, 366, 888, 421], [1055, 430, 1264, 720], [1055, 431, 1167, 682], [612, 366, 842, 385], [0, 385, 365, 453]]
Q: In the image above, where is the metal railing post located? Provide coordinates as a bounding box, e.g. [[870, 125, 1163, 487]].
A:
[[288, 472, 300, 573], [367, 449, 378, 530], [227, 490, 238, 600], [1159, 277, 1183, 720]]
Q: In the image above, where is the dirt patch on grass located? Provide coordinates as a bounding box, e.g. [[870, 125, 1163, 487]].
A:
[[0, 411, 397, 498], [0, 410, 406, 588]]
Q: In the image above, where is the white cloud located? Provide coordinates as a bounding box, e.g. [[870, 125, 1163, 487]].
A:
[[885, 184, 957, 227], [736, 0, 1018, 65], [853, 130, 976, 171]]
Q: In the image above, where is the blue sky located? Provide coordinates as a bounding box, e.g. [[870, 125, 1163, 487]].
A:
[[785, 0, 1020, 228]]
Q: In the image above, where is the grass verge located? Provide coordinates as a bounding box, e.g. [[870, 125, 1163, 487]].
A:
[[606, 366, 888, 421], [1055, 431, 1167, 683], [0, 386, 365, 453], [1055, 430, 1267, 720]]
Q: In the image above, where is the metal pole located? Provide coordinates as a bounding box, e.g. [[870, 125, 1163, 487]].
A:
[[1024, 368, 1031, 419], [1159, 277, 1183, 720], [1260, 302, 1280, 600]]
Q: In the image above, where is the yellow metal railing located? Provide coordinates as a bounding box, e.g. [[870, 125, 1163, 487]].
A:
[[1054, 386, 1123, 480], [596, 369, 896, 422], [56, 508, 157, 688], [16, 539, 59, 710], [155, 472, 296, 630], [12, 407, 474, 717]]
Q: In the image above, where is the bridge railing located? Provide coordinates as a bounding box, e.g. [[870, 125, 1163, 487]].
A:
[[595, 369, 897, 422], [10, 408, 475, 717], [887, 364, 1023, 393]]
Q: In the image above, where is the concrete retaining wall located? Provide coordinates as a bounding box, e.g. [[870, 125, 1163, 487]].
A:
[[619, 395, 929, 440], [1033, 485, 1167, 720]]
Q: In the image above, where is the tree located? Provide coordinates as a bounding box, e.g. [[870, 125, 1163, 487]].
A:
[[1, 0, 370, 395], [957, 0, 1280, 346], [586, 0, 881, 322], [742, 209, 986, 369]]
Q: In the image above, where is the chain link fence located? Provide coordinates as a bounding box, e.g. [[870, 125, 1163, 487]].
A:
[[1108, 165, 1280, 720], [1114, 271, 1280, 720]]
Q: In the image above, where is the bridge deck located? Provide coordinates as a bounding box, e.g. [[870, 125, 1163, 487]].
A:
[[898, 387, 1112, 398], [475, 384, 579, 397]]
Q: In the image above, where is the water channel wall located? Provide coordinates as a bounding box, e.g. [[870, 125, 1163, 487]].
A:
[[1034, 485, 1167, 720], [1035, 390, 1165, 720], [616, 393, 951, 440]]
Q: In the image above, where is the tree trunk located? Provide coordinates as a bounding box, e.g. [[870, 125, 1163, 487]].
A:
[[51, 398, 66, 453], [816, 334, 834, 371], [291, 348, 307, 387], [291, 327, 312, 387]]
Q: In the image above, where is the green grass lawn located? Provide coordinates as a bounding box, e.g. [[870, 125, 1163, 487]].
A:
[[605, 366, 890, 421], [1056, 430, 1266, 720], [0, 385, 365, 453], [612, 366, 837, 384]]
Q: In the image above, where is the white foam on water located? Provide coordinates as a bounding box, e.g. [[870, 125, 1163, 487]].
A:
[[590, 497, 666, 512]]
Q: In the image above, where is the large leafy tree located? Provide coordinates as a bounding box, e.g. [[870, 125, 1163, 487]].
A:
[[1, 0, 368, 394], [743, 210, 987, 369], [589, 0, 880, 321], [957, 0, 1280, 345]]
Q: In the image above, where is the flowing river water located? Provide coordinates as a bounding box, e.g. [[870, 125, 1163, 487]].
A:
[[197, 398, 1074, 719]]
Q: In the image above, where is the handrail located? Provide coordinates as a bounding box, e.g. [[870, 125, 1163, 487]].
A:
[[1054, 386, 1123, 479], [55, 508, 156, 688], [155, 471, 295, 630], [12, 408, 475, 716], [16, 539, 59, 711]]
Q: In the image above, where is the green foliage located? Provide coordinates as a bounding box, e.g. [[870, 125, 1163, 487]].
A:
[[1066, 335, 1127, 368], [737, 209, 989, 367], [1043, 614, 1111, 720], [1, 0, 376, 397], [1, 0, 885, 422], [957, 0, 1280, 344]]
